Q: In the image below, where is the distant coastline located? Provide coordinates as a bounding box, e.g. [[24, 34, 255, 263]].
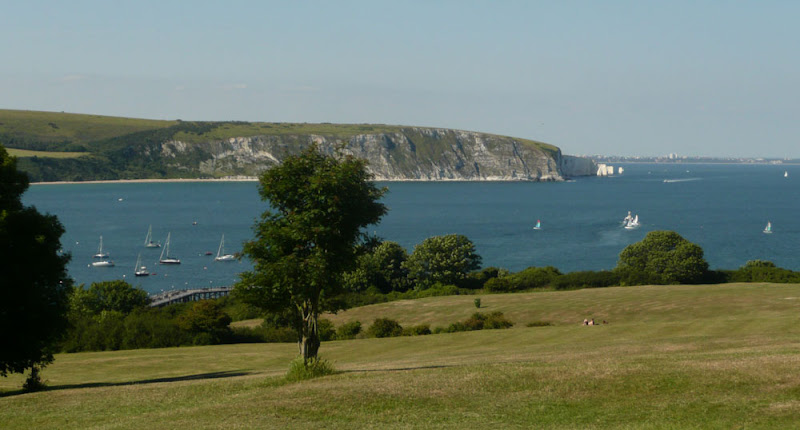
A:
[[31, 177, 259, 185]]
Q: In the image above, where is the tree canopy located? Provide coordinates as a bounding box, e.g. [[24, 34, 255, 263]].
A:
[[0, 145, 71, 381], [615, 230, 708, 285], [69, 280, 150, 316], [403, 234, 482, 288], [235, 146, 386, 363]]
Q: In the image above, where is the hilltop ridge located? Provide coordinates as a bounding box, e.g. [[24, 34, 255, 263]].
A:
[[0, 110, 596, 182]]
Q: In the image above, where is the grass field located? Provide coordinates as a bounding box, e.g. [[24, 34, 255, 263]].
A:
[[0, 109, 173, 144], [3, 283, 800, 428], [5, 148, 89, 159]]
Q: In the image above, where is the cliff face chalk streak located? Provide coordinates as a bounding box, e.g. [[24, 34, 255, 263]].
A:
[[161, 128, 595, 181]]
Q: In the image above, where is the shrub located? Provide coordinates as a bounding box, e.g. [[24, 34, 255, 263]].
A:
[[463, 267, 509, 289], [367, 318, 404, 338], [526, 321, 553, 327], [728, 262, 800, 283], [317, 318, 335, 341], [508, 266, 562, 290], [553, 271, 620, 290], [414, 283, 462, 298], [122, 309, 190, 349], [402, 324, 432, 336], [443, 311, 513, 333], [286, 356, 336, 382], [335, 321, 362, 340], [474, 298, 481, 309], [177, 300, 232, 344], [229, 325, 297, 343], [484, 277, 512, 293]]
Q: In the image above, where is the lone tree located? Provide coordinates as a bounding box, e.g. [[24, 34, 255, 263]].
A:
[[0, 145, 71, 388], [403, 234, 482, 288], [615, 230, 708, 285], [235, 146, 386, 364]]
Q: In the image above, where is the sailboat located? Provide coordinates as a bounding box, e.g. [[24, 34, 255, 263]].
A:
[[785, 171, 789, 178], [763, 221, 773, 234], [91, 259, 114, 267], [93, 235, 109, 258], [134, 253, 149, 276], [144, 225, 161, 248], [624, 214, 640, 230], [215, 234, 236, 262], [159, 233, 181, 264], [533, 220, 542, 230]]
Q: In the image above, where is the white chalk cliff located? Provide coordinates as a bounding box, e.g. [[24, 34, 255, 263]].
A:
[[158, 127, 596, 181]]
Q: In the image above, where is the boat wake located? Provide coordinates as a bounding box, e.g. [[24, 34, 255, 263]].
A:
[[663, 178, 701, 183]]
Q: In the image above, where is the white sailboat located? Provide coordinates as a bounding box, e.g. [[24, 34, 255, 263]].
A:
[[533, 220, 542, 230], [622, 211, 633, 226], [785, 171, 789, 178], [763, 221, 773, 234], [144, 225, 161, 248], [159, 233, 181, 264], [91, 259, 114, 267], [93, 235, 109, 258], [624, 214, 640, 230], [134, 253, 149, 276], [215, 234, 236, 262]]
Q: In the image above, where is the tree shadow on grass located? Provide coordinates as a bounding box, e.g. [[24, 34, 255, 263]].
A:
[[340, 364, 453, 374], [0, 370, 250, 398]]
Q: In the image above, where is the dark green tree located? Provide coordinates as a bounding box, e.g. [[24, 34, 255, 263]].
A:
[[0, 145, 71, 387], [177, 300, 233, 344], [615, 230, 708, 285], [403, 234, 482, 288], [235, 146, 386, 364], [344, 240, 410, 293], [70, 280, 150, 315]]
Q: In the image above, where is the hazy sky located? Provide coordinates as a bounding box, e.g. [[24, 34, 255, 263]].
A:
[[2, 1, 798, 157]]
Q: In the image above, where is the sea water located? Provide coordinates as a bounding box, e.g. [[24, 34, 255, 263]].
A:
[[23, 163, 800, 294]]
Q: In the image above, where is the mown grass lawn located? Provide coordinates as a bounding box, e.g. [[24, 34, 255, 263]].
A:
[[3, 283, 800, 429]]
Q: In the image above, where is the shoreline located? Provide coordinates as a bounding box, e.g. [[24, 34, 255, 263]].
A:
[[31, 176, 570, 185], [31, 177, 260, 185]]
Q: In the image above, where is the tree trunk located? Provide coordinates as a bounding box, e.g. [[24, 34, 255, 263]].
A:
[[298, 304, 320, 364]]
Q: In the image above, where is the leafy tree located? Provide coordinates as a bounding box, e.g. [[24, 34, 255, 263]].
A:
[[70, 280, 150, 315], [235, 146, 386, 364], [0, 145, 71, 386], [615, 230, 708, 285], [177, 300, 232, 344], [403, 234, 482, 288], [344, 241, 410, 293]]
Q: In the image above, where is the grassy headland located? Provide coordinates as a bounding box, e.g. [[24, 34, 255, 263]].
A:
[[2, 283, 800, 428], [0, 109, 559, 182]]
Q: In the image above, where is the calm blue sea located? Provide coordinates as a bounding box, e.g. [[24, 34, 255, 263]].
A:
[[23, 163, 800, 294]]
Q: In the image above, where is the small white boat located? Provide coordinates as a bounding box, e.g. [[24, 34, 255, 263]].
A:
[[134, 253, 149, 276], [215, 234, 236, 262], [763, 221, 773, 234], [144, 225, 161, 248], [624, 214, 640, 230], [785, 171, 789, 178], [91, 259, 114, 268], [159, 233, 181, 264], [93, 235, 110, 259], [533, 220, 542, 230]]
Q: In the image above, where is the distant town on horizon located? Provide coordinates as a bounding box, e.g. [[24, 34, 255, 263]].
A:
[[591, 154, 800, 165]]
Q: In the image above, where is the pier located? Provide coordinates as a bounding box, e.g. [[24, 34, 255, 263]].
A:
[[149, 286, 233, 307]]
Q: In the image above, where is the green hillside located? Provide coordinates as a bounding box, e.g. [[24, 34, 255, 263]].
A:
[[0, 109, 559, 182], [2, 283, 799, 428]]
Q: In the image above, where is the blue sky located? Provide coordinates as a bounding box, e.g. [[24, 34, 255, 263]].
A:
[[2, 1, 798, 157]]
